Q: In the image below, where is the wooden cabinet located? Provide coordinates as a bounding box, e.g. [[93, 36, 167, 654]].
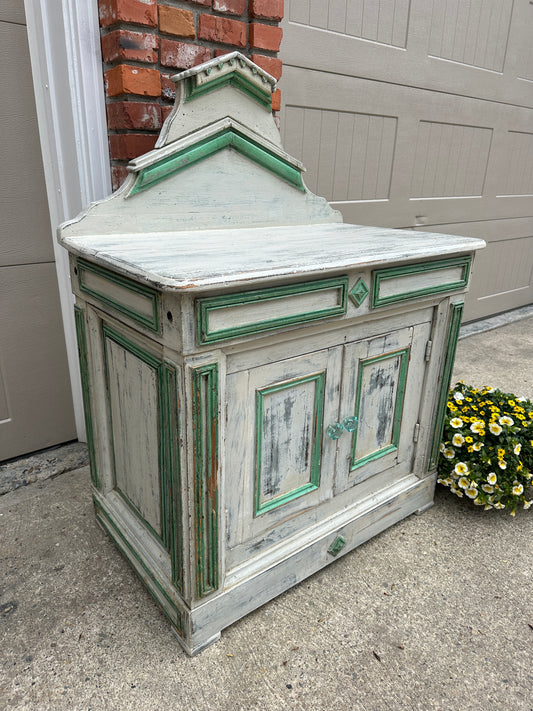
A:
[[59, 53, 485, 655]]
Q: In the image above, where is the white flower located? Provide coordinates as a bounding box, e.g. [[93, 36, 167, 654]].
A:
[[514, 443, 522, 455], [458, 477, 470, 489], [439, 443, 445, 453], [470, 421, 485, 434], [484, 505, 493, 510], [482, 484, 494, 493], [453, 392, 465, 402], [494, 502, 505, 510], [450, 418, 463, 429], [472, 442, 484, 451], [524, 500, 532, 510], [452, 488, 464, 498], [517, 397, 527, 402], [443, 448, 455, 460], [489, 423, 502, 435], [455, 462, 469, 476], [512, 483, 524, 496], [499, 416, 514, 426], [465, 487, 478, 499], [487, 472, 497, 485], [452, 434, 465, 447], [498, 460, 507, 470]]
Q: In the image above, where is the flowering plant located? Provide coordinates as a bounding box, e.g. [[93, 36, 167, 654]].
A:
[[437, 382, 533, 515]]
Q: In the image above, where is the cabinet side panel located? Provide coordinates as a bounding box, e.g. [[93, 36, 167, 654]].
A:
[[74, 306, 98, 488]]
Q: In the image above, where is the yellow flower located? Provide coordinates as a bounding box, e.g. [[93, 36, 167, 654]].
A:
[[467, 446, 474, 453], [512, 483, 524, 496], [497, 448, 506, 459], [450, 417, 463, 429], [455, 462, 469, 476], [508, 400, 516, 407], [499, 416, 514, 426], [452, 433, 465, 447], [465, 436, 473, 443], [516, 414, 525, 421], [487, 472, 497, 485], [489, 422, 502, 435]]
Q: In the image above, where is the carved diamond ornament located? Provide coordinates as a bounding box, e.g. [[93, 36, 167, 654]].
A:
[[349, 278, 370, 307]]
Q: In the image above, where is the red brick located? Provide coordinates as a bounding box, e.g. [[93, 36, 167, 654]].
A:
[[198, 14, 246, 47], [251, 53, 282, 79], [158, 5, 195, 38], [249, 0, 283, 21], [213, 0, 247, 15], [109, 133, 158, 160], [160, 39, 211, 69], [271, 87, 280, 112], [101, 30, 158, 63], [107, 101, 162, 130], [160, 72, 177, 101], [161, 105, 173, 121], [111, 164, 129, 191], [99, 0, 157, 27], [249, 23, 282, 51], [105, 64, 162, 97]]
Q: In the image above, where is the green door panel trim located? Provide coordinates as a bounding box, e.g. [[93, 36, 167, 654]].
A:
[[74, 306, 99, 489], [196, 276, 349, 345], [350, 347, 411, 470], [77, 258, 160, 333], [254, 371, 325, 517], [429, 302, 464, 469], [192, 362, 220, 599], [371, 256, 472, 308], [185, 70, 272, 109], [102, 324, 171, 552], [129, 126, 305, 196], [94, 499, 183, 635]]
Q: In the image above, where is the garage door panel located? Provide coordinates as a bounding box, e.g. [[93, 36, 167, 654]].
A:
[[283, 0, 533, 109]]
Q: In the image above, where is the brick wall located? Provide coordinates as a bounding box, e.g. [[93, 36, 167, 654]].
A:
[[98, 0, 284, 189]]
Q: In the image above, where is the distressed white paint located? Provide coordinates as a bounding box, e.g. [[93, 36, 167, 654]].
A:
[[378, 264, 467, 301], [79, 268, 156, 320], [60, 54, 486, 656]]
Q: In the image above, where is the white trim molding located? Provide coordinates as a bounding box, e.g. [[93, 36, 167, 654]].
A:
[[24, 0, 112, 440]]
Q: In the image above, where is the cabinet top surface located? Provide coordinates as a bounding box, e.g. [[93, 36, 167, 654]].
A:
[[62, 223, 485, 292]]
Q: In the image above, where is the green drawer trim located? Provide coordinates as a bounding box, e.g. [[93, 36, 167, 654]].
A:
[[94, 499, 183, 635], [192, 363, 220, 599], [351, 347, 410, 470], [77, 259, 160, 332], [102, 325, 170, 552], [129, 127, 304, 196], [74, 306, 98, 489], [196, 277, 349, 345], [185, 70, 272, 109], [162, 362, 184, 595], [254, 372, 325, 516], [429, 303, 464, 470], [371, 256, 472, 308]]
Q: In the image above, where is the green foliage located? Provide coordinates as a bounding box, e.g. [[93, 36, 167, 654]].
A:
[[437, 382, 533, 515]]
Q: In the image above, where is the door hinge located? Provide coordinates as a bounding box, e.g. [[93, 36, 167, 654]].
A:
[[424, 340, 433, 362], [413, 423, 420, 443]]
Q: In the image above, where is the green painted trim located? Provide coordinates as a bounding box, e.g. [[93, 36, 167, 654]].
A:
[[162, 362, 184, 594], [349, 278, 370, 308], [129, 127, 304, 196], [197, 277, 349, 345], [429, 302, 464, 469], [102, 324, 169, 551], [94, 498, 183, 635], [185, 72, 272, 108], [328, 535, 346, 557], [74, 306, 99, 488], [372, 256, 472, 308], [77, 259, 160, 333], [254, 372, 325, 516], [192, 363, 219, 599], [351, 347, 410, 470]]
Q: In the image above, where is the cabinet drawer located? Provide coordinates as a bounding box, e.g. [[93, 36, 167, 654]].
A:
[[77, 259, 160, 332], [196, 276, 348, 344], [372, 256, 471, 308]]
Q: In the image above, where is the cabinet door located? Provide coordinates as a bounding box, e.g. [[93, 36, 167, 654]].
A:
[[334, 321, 431, 494], [225, 347, 342, 556]]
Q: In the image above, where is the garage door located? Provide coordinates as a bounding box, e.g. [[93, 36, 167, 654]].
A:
[[0, 4, 76, 460], [280, 0, 533, 321]]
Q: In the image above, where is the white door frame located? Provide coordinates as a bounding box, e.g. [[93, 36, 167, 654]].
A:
[[24, 0, 111, 440]]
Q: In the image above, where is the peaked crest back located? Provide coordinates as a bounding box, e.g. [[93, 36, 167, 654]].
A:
[[61, 53, 341, 237]]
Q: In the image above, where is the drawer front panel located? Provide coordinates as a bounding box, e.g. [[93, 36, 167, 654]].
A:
[[196, 277, 348, 344], [78, 259, 160, 332], [372, 256, 471, 307]]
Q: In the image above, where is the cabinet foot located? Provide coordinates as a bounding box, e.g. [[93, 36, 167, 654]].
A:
[[415, 500, 434, 515]]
